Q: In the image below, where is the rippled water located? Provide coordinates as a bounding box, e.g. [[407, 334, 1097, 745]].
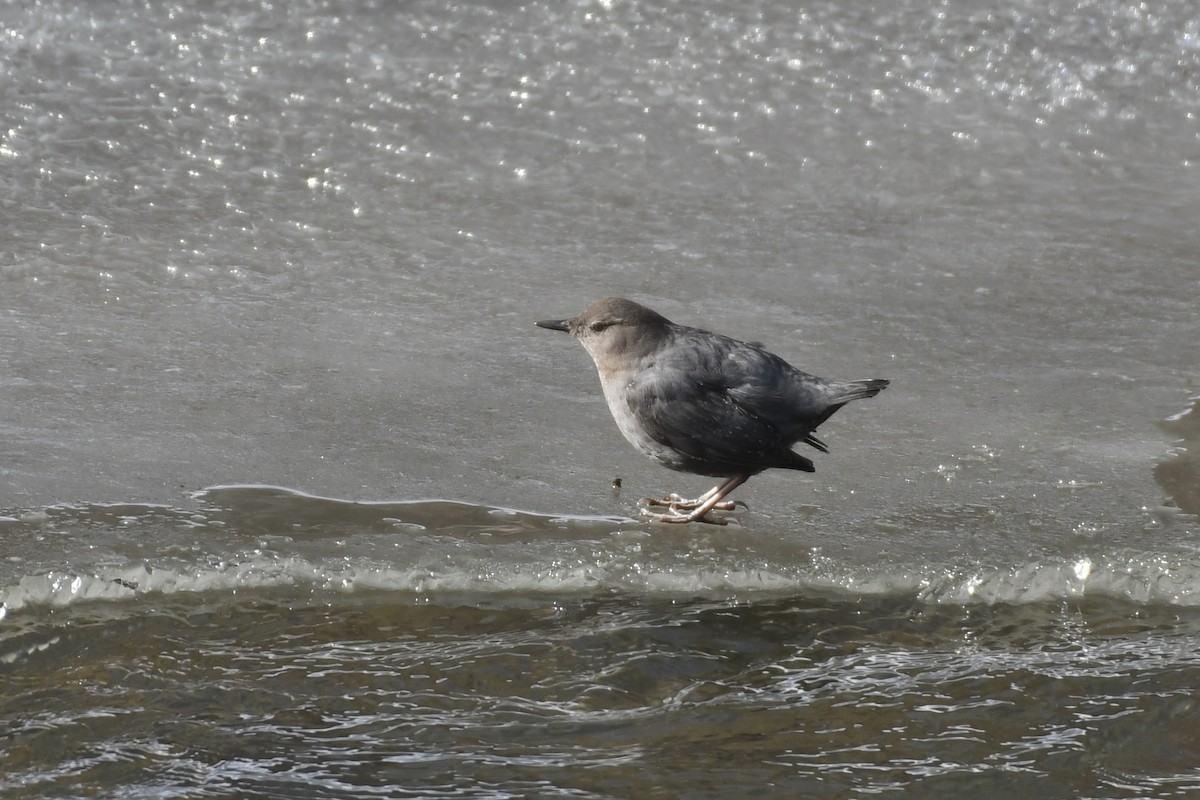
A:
[[3, 0, 1199, 796], [4, 482, 1200, 798]]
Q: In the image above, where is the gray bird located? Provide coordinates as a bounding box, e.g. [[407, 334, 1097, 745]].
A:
[[536, 297, 889, 524]]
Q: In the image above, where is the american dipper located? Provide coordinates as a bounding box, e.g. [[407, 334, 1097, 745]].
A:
[[536, 298, 889, 524]]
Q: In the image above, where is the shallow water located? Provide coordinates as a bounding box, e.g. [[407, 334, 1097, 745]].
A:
[[4, 490, 1200, 798], [3, 0, 1200, 796]]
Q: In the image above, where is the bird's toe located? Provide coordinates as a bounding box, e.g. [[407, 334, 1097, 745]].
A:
[[639, 507, 730, 526], [639, 493, 687, 508]]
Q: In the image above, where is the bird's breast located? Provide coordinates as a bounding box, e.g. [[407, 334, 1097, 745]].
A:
[[592, 366, 684, 469]]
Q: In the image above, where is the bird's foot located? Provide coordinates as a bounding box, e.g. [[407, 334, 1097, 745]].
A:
[[639, 493, 738, 512], [637, 475, 750, 524], [640, 506, 729, 525]]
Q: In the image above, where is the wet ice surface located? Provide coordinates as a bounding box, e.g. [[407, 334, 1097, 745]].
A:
[[2, 0, 1200, 796], [3, 0, 1195, 548]]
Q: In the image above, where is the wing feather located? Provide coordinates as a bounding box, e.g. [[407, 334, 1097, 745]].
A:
[[625, 342, 814, 473]]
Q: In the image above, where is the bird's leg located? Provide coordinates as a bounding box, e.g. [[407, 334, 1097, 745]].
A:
[[642, 474, 750, 524]]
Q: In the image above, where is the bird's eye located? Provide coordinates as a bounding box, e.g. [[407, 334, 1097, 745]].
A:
[[589, 320, 613, 332]]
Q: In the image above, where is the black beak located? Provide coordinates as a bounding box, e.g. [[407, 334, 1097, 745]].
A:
[[535, 318, 571, 333]]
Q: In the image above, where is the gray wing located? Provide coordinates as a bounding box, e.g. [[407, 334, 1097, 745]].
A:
[[626, 335, 816, 472]]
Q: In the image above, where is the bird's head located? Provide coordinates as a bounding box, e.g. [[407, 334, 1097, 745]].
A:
[[536, 297, 672, 367]]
